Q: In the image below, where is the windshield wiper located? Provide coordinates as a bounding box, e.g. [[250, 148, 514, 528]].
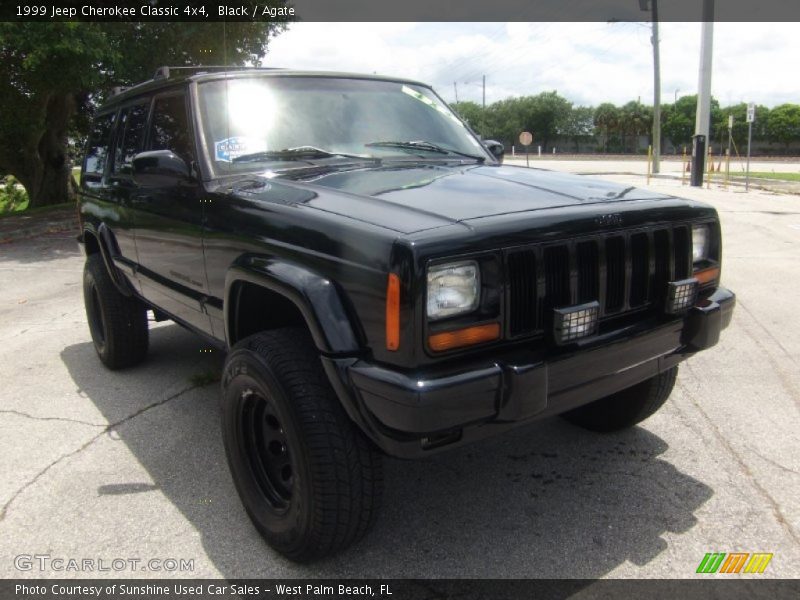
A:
[[364, 140, 485, 162], [232, 146, 376, 163]]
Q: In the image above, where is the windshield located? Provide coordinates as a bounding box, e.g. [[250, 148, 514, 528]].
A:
[[197, 76, 489, 173]]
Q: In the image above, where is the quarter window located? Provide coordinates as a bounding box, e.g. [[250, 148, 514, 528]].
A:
[[83, 112, 116, 185]]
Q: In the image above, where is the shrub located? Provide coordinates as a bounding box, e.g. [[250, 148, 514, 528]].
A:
[[0, 176, 29, 214]]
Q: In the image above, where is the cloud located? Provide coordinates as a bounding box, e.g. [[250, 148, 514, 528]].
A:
[[263, 22, 799, 108]]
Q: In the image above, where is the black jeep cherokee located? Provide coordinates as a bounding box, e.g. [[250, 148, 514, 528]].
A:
[[78, 67, 734, 560]]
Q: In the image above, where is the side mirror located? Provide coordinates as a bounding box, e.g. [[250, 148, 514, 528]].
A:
[[132, 150, 191, 187], [484, 140, 505, 164]]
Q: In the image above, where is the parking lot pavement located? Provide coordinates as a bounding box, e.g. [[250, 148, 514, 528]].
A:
[[1, 176, 798, 579]]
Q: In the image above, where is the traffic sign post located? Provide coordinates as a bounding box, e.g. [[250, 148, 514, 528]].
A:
[[519, 131, 533, 167], [746, 103, 755, 192], [726, 114, 733, 189]]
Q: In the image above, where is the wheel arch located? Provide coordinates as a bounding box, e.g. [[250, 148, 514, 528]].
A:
[[224, 257, 361, 355], [81, 224, 135, 297]]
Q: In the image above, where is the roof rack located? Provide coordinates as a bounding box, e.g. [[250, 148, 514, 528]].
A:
[[153, 65, 281, 80]]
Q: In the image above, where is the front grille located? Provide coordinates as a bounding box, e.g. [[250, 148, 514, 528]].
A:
[[506, 224, 692, 337]]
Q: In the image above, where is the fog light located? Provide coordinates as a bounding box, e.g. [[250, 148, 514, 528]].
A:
[[666, 279, 699, 314], [554, 301, 599, 344]]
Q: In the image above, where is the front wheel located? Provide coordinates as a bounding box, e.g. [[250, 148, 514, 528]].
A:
[[220, 328, 383, 561], [561, 366, 678, 432]]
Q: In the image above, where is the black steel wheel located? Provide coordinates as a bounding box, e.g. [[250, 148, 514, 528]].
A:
[[221, 328, 383, 561], [238, 387, 294, 511]]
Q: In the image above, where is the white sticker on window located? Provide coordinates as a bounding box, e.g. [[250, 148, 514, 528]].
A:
[[214, 136, 267, 162]]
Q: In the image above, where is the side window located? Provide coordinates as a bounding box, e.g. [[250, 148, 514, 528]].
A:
[[148, 94, 193, 163], [83, 112, 116, 185], [112, 101, 150, 176]]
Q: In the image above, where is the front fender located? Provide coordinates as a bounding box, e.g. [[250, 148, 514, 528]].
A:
[[224, 256, 360, 355]]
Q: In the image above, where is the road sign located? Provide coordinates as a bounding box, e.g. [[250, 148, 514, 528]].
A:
[[747, 103, 756, 123], [746, 104, 755, 191], [519, 131, 533, 146]]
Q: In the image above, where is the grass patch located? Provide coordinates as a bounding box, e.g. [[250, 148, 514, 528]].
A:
[[188, 368, 222, 387], [743, 171, 800, 182]]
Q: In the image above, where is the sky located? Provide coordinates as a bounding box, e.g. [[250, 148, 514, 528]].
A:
[[261, 22, 798, 109]]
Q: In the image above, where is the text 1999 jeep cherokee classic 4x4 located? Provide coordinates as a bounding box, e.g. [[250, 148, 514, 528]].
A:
[[78, 67, 735, 560]]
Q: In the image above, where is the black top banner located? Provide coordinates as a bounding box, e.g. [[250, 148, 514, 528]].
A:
[[3, 0, 800, 22]]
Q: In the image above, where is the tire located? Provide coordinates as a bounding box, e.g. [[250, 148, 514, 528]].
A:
[[220, 328, 383, 561], [83, 253, 149, 370], [561, 366, 678, 432]]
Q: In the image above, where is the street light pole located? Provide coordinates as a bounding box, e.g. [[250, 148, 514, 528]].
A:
[[692, 0, 715, 186], [639, 1, 661, 174], [651, 0, 661, 174]]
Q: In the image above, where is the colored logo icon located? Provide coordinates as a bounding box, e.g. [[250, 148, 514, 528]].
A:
[[696, 552, 773, 574]]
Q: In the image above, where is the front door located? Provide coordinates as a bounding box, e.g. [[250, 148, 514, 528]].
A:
[[130, 91, 211, 335]]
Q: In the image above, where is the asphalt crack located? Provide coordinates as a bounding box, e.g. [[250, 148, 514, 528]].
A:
[[677, 379, 800, 545], [0, 409, 105, 428], [0, 383, 200, 522], [736, 298, 799, 367]]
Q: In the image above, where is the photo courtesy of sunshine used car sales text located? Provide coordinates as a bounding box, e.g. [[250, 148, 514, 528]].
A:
[[14, 583, 392, 598]]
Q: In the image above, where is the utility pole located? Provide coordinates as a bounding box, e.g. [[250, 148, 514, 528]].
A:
[[482, 75, 486, 109], [651, 0, 661, 174], [640, 1, 661, 173], [454, 81, 459, 103], [692, 0, 714, 186]]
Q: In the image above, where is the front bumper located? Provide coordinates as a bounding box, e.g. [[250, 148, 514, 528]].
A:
[[325, 286, 735, 458]]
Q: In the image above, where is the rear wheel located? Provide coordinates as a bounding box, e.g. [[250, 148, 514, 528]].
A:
[[83, 253, 148, 369], [561, 367, 678, 432], [220, 328, 383, 561]]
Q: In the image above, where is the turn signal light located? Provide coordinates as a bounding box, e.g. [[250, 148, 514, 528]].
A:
[[694, 266, 720, 285], [385, 273, 400, 351], [428, 323, 500, 352]]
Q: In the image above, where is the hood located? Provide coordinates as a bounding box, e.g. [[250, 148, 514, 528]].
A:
[[238, 162, 677, 234]]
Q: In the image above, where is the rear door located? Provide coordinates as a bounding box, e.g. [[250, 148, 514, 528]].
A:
[[106, 99, 150, 269], [130, 90, 212, 334]]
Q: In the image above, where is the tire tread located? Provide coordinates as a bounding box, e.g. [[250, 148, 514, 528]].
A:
[[233, 329, 382, 560]]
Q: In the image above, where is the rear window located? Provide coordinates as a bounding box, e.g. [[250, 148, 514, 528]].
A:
[[83, 112, 116, 185]]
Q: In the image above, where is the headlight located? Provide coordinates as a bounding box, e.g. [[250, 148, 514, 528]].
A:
[[427, 260, 480, 320], [692, 224, 710, 263]]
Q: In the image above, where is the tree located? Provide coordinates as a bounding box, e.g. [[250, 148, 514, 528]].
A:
[[452, 101, 489, 138], [714, 103, 771, 154], [766, 104, 800, 151], [562, 106, 594, 152], [0, 18, 287, 209], [594, 103, 621, 153], [662, 94, 722, 153], [484, 97, 524, 147], [619, 101, 652, 153], [516, 91, 572, 152]]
